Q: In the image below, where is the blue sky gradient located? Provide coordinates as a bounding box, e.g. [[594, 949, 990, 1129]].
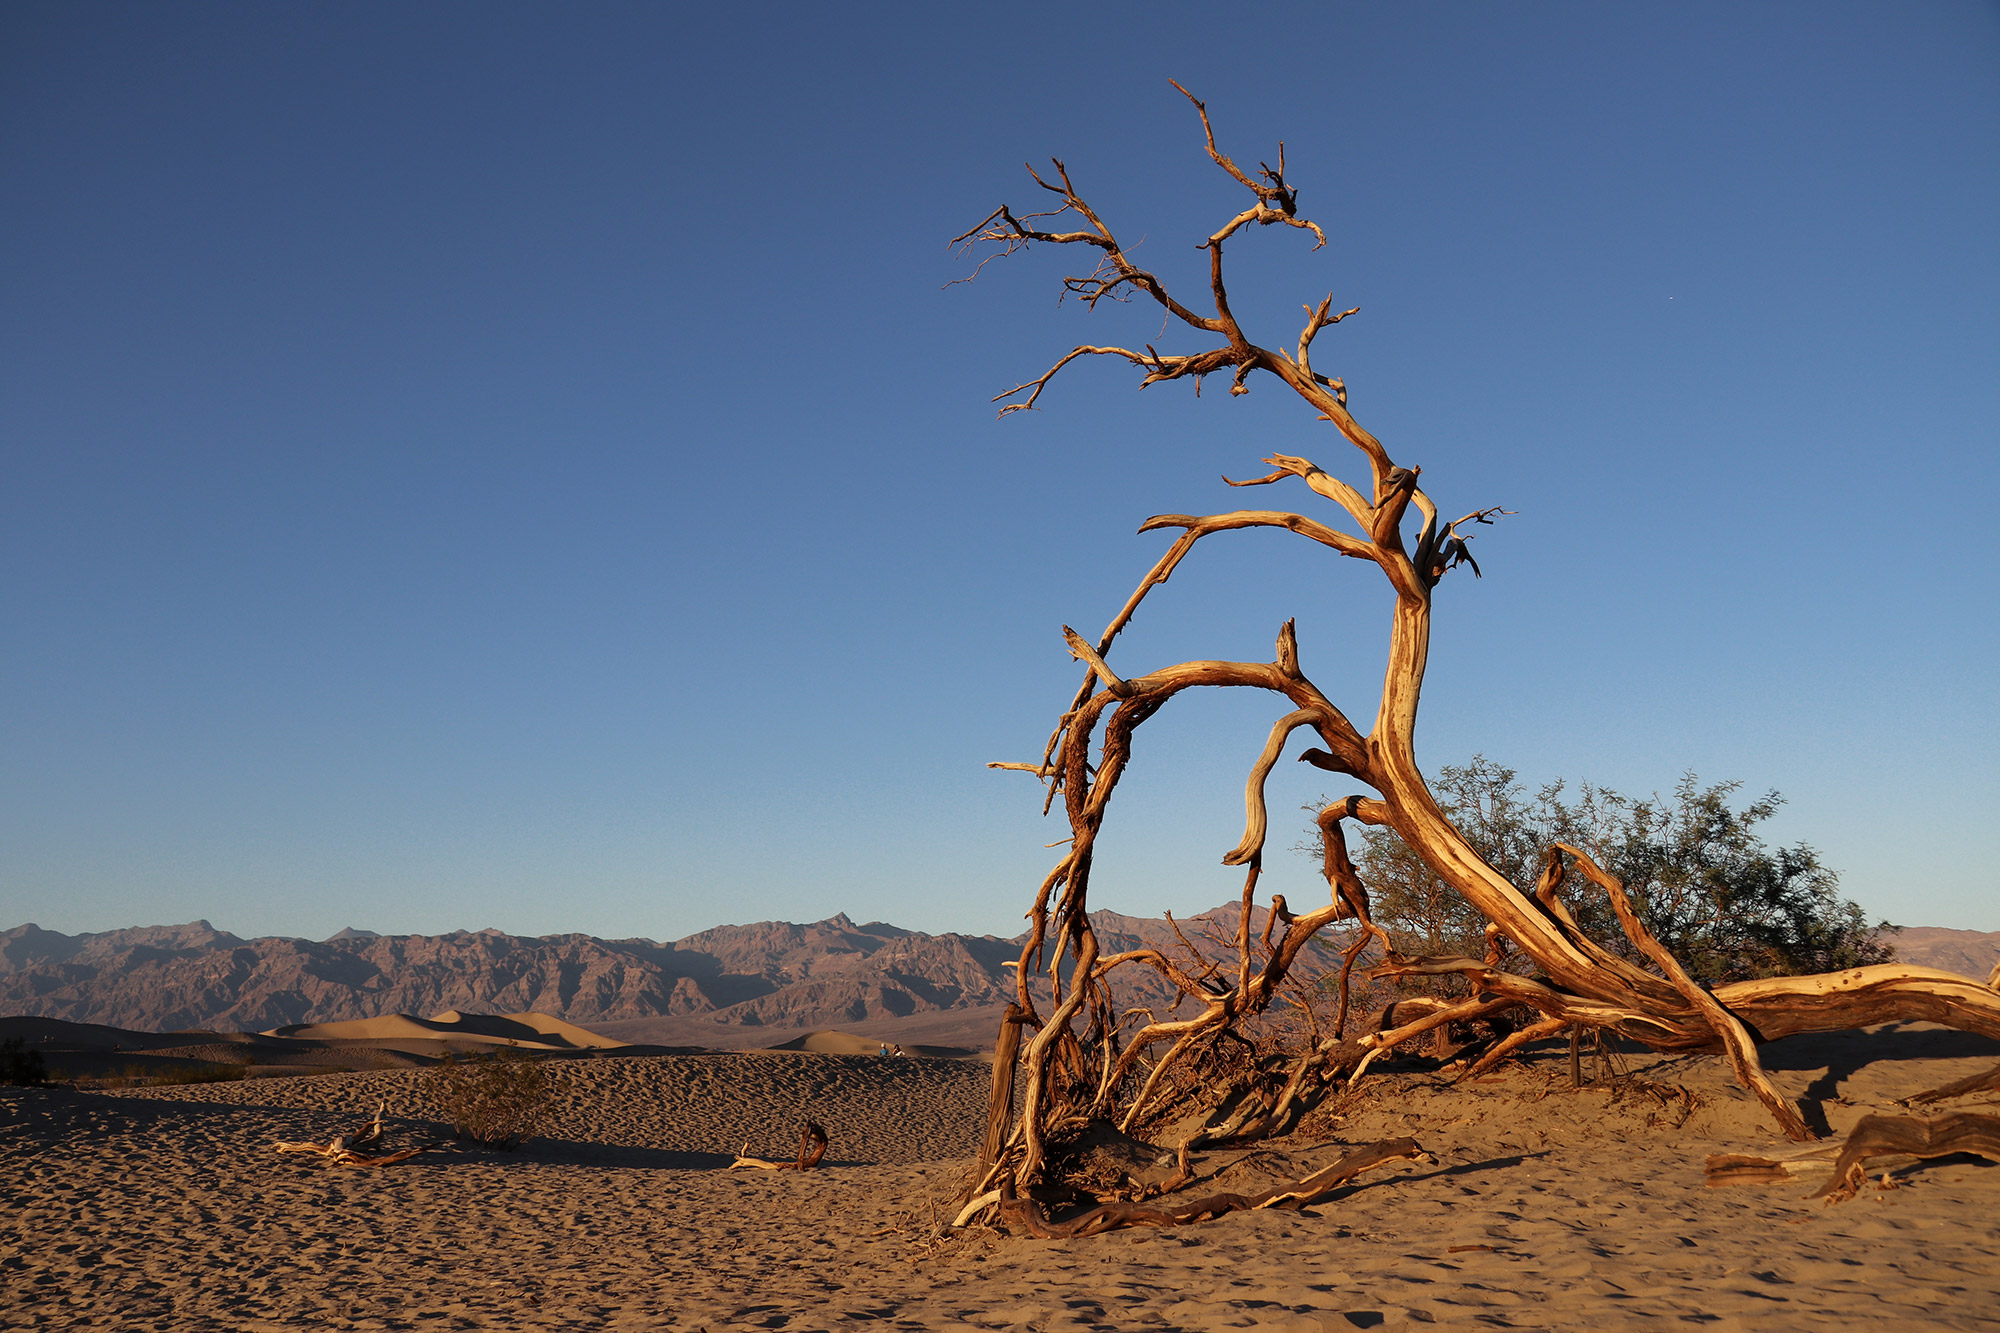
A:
[[4, 3, 1996, 940]]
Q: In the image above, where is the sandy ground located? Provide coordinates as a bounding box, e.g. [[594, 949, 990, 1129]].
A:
[[5, 1027, 1999, 1331]]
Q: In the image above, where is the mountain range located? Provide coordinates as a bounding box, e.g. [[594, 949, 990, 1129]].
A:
[[3, 914, 1992, 1050], [0, 905, 1327, 1046]]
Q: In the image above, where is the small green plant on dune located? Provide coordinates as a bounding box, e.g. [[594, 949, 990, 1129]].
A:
[[425, 1051, 569, 1150], [1, 1038, 48, 1086]]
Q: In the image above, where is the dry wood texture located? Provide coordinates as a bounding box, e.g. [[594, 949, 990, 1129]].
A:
[[272, 1104, 443, 1168], [959, 84, 2000, 1223], [1705, 1112, 2000, 1202], [729, 1121, 828, 1172]]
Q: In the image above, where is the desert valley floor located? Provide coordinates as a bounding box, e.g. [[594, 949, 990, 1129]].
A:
[[5, 1027, 2000, 1331]]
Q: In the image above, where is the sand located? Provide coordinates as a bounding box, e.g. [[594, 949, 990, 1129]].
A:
[[5, 1025, 1999, 1330], [765, 1029, 974, 1059]]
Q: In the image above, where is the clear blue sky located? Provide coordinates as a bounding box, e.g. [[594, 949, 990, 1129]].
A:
[[4, 3, 1996, 942]]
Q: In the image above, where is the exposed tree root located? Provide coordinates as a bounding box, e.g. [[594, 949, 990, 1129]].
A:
[[1906, 1062, 2000, 1107], [273, 1139, 438, 1168]]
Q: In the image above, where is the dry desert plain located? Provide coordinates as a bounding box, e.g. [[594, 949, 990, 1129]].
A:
[[4, 1022, 2000, 1331]]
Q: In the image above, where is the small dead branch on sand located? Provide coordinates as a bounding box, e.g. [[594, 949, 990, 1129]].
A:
[[1705, 1112, 2000, 1202], [729, 1121, 828, 1171], [273, 1103, 446, 1168]]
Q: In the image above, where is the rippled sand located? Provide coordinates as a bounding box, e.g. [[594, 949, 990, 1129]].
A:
[[5, 1032, 1999, 1330]]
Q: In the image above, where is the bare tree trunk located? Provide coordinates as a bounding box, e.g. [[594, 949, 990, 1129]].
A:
[[976, 1004, 1030, 1179]]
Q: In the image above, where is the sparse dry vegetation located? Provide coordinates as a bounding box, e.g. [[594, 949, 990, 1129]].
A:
[[425, 1051, 569, 1150], [1, 1038, 48, 1086]]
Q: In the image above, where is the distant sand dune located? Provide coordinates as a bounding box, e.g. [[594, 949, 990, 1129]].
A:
[[266, 1011, 627, 1050], [0, 1011, 647, 1081], [764, 1028, 974, 1058]]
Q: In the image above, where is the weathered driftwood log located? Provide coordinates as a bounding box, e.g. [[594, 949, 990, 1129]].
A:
[[959, 83, 2000, 1209], [1813, 1112, 2000, 1202], [729, 1121, 828, 1171], [1706, 1112, 2000, 1202], [273, 1104, 443, 1168], [998, 1138, 1428, 1238], [274, 1137, 437, 1168]]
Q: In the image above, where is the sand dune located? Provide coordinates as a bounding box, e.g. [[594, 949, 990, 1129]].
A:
[[765, 1028, 975, 1058], [4, 1023, 1998, 1328], [458, 1010, 630, 1049], [588, 1003, 1008, 1055], [1, 1011, 648, 1083], [266, 1010, 628, 1050]]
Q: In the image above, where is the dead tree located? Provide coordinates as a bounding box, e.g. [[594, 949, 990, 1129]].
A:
[[960, 84, 2000, 1216]]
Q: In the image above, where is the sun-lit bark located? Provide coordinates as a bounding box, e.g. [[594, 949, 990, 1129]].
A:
[[954, 84, 2000, 1228]]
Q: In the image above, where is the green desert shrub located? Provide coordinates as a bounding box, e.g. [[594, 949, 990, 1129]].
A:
[[426, 1051, 569, 1150], [1, 1038, 48, 1086], [1305, 756, 1896, 991]]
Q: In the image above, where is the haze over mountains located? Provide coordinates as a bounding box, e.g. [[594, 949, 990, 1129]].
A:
[[4, 914, 1993, 1047]]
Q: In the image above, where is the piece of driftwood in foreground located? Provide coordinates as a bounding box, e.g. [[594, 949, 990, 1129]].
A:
[[1815, 1113, 2000, 1203], [998, 1138, 1428, 1238], [274, 1103, 444, 1168], [729, 1121, 828, 1171], [1705, 1112, 2000, 1202]]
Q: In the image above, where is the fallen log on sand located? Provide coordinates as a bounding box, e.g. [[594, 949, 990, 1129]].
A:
[[1705, 1112, 2000, 1202], [274, 1103, 445, 1168], [729, 1121, 828, 1171]]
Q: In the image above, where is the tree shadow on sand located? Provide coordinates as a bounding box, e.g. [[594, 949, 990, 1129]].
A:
[[480, 1139, 739, 1170], [1752, 1024, 2000, 1138], [1301, 1151, 1546, 1212], [1758, 1023, 2000, 1074]]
